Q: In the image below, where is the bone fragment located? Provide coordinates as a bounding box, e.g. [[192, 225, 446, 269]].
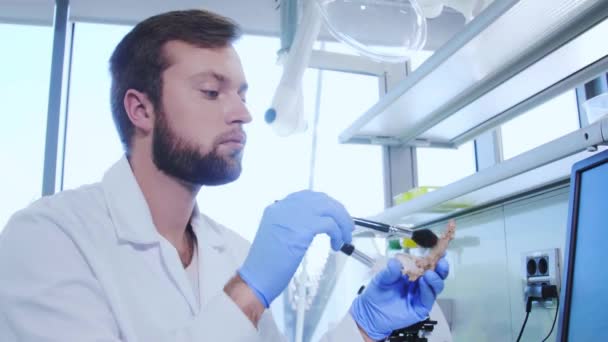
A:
[[394, 219, 456, 281]]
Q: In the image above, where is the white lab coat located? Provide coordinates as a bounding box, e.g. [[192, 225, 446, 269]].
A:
[[0, 157, 363, 341]]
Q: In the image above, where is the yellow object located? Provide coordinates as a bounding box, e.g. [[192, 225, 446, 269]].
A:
[[402, 238, 419, 248], [393, 185, 474, 211], [393, 186, 440, 205], [389, 238, 419, 250]]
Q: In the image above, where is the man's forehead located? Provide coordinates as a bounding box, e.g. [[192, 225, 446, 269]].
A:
[[162, 40, 244, 78]]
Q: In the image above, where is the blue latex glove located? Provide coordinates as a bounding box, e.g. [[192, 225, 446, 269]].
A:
[[351, 255, 450, 340], [238, 190, 353, 307]]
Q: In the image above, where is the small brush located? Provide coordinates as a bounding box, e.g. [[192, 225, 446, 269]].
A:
[[353, 217, 438, 248]]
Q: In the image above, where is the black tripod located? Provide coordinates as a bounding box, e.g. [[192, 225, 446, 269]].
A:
[[386, 318, 437, 342]]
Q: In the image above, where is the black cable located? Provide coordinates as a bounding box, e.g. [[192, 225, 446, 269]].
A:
[[541, 297, 560, 342], [516, 297, 534, 342], [517, 285, 559, 342], [516, 311, 531, 342]]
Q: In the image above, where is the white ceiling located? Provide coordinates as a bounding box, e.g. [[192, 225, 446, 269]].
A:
[[0, 0, 282, 35], [0, 0, 464, 50]]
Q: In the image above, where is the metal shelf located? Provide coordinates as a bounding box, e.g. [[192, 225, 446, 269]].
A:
[[339, 0, 608, 147], [368, 117, 608, 228]]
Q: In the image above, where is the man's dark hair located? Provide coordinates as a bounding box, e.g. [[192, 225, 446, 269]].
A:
[[109, 9, 242, 153]]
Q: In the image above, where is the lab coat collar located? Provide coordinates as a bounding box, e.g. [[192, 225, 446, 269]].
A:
[[102, 157, 161, 245], [102, 157, 228, 249], [191, 206, 226, 249]]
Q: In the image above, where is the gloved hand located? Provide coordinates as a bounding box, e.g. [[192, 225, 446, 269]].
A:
[[238, 190, 353, 307], [351, 255, 449, 340]]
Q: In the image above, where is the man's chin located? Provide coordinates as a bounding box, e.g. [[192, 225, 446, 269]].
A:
[[197, 157, 243, 186], [201, 168, 242, 186]]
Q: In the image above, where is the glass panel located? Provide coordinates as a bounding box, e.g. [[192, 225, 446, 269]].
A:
[[0, 23, 53, 229], [417, 141, 477, 187], [501, 90, 580, 160], [62, 23, 132, 190], [413, 44, 475, 188]]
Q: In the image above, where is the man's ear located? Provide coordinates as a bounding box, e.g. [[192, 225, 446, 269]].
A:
[[124, 89, 155, 135]]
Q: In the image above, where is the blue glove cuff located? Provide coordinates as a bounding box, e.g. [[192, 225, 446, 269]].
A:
[[237, 269, 270, 308]]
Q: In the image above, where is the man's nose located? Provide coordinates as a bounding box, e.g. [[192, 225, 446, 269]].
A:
[[226, 95, 252, 124]]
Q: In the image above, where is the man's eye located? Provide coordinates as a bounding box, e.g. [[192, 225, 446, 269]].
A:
[[201, 90, 219, 99]]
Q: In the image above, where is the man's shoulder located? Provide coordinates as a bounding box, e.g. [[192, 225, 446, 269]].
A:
[[0, 184, 112, 304], [2, 183, 106, 240]]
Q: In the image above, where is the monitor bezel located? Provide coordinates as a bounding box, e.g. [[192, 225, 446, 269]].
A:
[[556, 149, 608, 341]]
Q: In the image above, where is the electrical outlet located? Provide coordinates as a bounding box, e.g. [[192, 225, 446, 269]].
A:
[[522, 248, 560, 304]]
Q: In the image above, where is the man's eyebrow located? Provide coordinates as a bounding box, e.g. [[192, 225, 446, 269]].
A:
[[192, 71, 224, 82], [192, 72, 246, 92]]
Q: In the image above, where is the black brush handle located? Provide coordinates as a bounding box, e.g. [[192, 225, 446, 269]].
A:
[[352, 218, 390, 233], [340, 243, 355, 255]]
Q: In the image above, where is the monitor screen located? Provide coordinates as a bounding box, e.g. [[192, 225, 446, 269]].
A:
[[557, 150, 608, 341]]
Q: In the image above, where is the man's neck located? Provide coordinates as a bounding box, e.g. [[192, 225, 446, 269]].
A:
[[128, 151, 200, 253]]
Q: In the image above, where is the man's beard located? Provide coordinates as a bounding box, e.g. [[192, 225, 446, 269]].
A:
[[152, 111, 243, 186]]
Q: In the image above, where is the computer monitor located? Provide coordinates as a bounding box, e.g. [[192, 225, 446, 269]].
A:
[[556, 149, 608, 341]]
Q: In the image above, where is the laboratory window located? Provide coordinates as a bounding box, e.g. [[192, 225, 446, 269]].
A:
[[62, 23, 132, 190], [308, 67, 384, 288], [417, 141, 477, 187], [501, 90, 580, 160], [311, 70, 384, 217], [0, 23, 53, 229]]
